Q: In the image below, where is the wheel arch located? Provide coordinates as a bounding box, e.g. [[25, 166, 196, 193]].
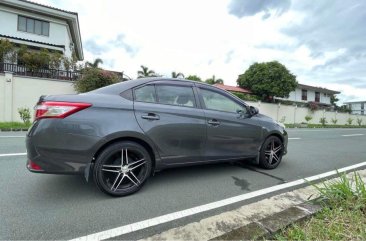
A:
[[255, 131, 285, 164], [84, 133, 160, 181]]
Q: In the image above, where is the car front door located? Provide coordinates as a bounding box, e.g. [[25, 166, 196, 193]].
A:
[[133, 81, 206, 165], [197, 86, 263, 161]]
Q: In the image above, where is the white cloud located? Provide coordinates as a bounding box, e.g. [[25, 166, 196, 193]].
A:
[[31, 0, 366, 104]]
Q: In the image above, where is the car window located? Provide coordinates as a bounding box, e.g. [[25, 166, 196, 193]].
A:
[[135, 85, 156, 103], [201, 88, 244, 113], [156, 85, 196, 107]]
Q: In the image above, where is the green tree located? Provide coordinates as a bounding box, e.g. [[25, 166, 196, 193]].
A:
[[86, 58, 103, 68], [74, 68, 119, 93], [186, 75, 202, 82], [237, 61, 297, 101], [171, 71, 184, 78], [205, 75, 224, 85], [0, 39, 16, 63], [137, 65, 156, 78], [330, 94, 339, 106]]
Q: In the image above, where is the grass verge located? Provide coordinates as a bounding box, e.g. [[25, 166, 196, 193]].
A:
[[285, 123, 366, 128], [276, 172, 366, 240], [0, 122, 31, 130]]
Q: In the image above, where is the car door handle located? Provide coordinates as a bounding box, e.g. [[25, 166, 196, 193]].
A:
[[141, 113, 160, 120], [208, 119, 220, 126]]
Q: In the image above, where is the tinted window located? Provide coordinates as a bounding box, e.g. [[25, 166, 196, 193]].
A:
[[156, 85, 195, 107], [18, 16, 49, 36], [35, 20, 42, 35], [135, 85, 156, 103], [201, 89, 244, 113], [18, 16, 26, 31]]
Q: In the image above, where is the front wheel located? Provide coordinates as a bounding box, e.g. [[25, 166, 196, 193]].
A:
[[259, 136, 284, 169], [93, 141, 152, 197]]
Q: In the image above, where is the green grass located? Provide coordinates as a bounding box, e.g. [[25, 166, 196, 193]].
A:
[[0, 122, 31, 130], [276, 172, 366, 240], [285, 123, 366, 128]]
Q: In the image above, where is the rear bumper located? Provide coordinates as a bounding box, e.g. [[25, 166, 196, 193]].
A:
[[25, 119, 100, 175]]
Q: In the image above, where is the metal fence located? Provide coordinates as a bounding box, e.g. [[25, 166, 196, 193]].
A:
[[0, 62, 80, 81]]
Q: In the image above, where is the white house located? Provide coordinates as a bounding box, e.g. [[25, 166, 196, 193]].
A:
[[344, 101, 365, 115], [0, 0, 83, 122], [276, 83, 340, 106], [0, 0, 83, 61]]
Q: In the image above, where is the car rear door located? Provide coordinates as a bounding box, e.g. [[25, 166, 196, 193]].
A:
[[197, 86, 263, 161], [133, 81, 207, 165]]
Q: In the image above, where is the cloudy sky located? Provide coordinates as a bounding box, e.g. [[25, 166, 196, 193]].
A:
[[33, 0, 365, 104]]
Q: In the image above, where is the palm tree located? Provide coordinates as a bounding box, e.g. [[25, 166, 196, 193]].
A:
[[86, 58, 103, 68], [205, 75, 224, 85], [171, 71, 184, 78], [186, 75, 202, 82], [137, 65, 156, 78]]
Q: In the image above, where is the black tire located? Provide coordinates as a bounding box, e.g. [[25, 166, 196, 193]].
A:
[[93, 141, 152, 197], [259, 136, 284, 169]]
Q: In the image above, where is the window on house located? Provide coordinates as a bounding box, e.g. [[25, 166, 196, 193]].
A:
[[18, 16, 49, 36], [315, 92, 320, 102], [301, 89, 307, 101]]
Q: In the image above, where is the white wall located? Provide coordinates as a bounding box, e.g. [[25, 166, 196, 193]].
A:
[[0, 72, 76, 122], [246, 100, 366, 125], [0, 5, 72, 58]]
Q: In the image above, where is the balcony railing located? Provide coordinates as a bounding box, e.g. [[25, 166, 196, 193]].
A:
[[0, 62, 80, 81]]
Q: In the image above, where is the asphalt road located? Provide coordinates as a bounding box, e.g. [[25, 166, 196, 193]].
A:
[[1, 129, 366, 240]]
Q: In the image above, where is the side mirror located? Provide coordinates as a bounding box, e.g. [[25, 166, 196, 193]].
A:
[[249, 106, 259, 116]]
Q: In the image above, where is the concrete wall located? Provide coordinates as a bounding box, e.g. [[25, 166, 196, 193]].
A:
[[246, 100, 366, 125], [0, 72, 76, 122]]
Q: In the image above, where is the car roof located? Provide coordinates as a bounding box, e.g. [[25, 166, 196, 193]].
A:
[[89, 77, 217, 94]]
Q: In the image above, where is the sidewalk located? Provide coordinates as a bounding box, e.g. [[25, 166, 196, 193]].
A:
[[141, 169, 366, 241]]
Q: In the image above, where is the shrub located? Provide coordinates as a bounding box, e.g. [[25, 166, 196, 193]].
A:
[[357, 118, 363, 126], [305, 115, 313, 123], [308, 102, 319, 112], [331, 118, 338, 124], [347, 118, 354, 125], [232, 92, 260, 102], [18, 107, 31, 124], [279, 116, 286, 123], [319, 117, 327, 126], [74, 68, 119, 93]]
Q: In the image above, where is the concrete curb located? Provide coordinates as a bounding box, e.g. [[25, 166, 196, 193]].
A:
[[209, 202, 322, 240], [0, 128, 28, 132]]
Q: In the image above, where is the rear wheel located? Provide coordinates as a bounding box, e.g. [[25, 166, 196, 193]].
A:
[[259, 136, 284, 169], [93, 141, 152, 196]]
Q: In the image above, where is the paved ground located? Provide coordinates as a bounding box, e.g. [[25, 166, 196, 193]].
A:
[[0, 129, 366, 240]]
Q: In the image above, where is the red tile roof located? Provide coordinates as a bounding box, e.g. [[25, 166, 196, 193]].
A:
[[214, 84, 252, 94]]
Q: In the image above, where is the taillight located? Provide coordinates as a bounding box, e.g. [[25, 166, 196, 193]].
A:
[[27, 160, 43, 171], [34, 101, 92, 120]]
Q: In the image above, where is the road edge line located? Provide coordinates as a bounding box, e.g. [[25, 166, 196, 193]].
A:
[[69, 161, 366, 241]]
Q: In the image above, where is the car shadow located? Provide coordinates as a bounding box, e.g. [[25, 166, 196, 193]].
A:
[[28, 160, 287, 201]]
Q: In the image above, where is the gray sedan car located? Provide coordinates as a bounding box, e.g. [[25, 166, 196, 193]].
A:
[[26, 78, 287, 196]]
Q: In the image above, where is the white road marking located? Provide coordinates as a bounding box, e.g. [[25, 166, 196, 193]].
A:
[[69, 161, 366, 241], [288, 137, 301, 140], [0, 136, 25, 138], [288, 129, 366, 132], [342, 134, 364, 137], [0, 153, 27, 157]]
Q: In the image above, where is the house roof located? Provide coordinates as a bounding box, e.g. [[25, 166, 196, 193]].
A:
[[298, 83, 340, 95], [213, 84, 252, 94], [0, 0, 83, 60], [17, 0, 78, 15], [0, 34, 65, 49]]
